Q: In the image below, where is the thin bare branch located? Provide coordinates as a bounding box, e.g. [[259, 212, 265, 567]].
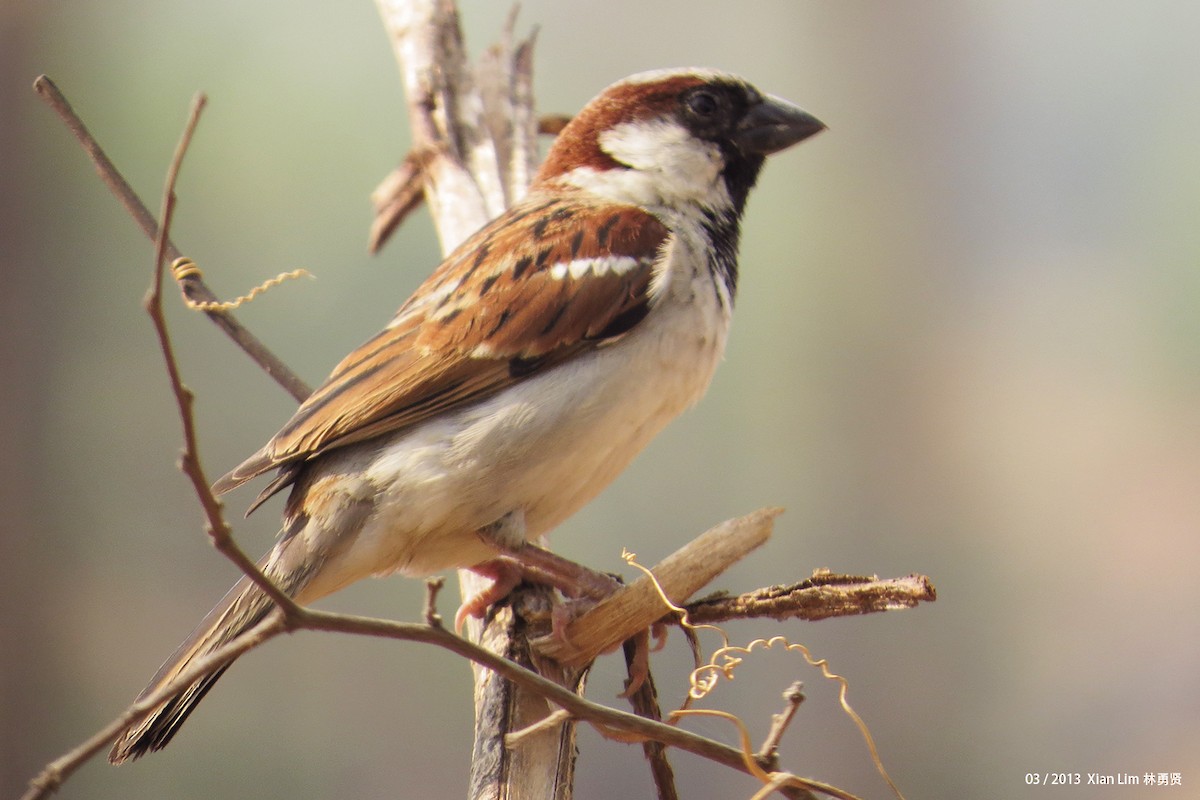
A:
[[19, 614, 288, 800], [424, 577, 446, 628], [623, 639, 679, 800], [25, 587, 836, 800], [138, 93, 302, 619], [32, 74, 312, 403], [295, 607, 820, 790], [23, 81, 307, 800], [757, 681, 806, 766], [20, 103, 308, 796]]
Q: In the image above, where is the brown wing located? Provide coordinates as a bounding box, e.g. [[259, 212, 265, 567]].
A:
[[213, 195, 669, 500]]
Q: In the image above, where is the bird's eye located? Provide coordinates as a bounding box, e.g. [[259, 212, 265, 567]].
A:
[[686, 90, 720, 118]]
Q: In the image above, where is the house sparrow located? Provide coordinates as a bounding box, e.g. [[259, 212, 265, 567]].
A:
[[109, 67, 823, 763]]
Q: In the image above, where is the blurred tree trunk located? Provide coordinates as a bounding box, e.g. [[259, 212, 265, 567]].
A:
[[372, 3, 583, 798]]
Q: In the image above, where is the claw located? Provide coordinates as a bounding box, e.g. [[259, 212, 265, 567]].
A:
[[476, 514, 622, 600], [454, 558, 525, 633], [461, 512, 626, 644]]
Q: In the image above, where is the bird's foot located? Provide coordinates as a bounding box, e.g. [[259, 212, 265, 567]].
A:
[[454, 511, 624, 631]]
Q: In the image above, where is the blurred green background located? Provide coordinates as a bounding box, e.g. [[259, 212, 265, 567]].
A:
[[3, 1, 1198, 798]]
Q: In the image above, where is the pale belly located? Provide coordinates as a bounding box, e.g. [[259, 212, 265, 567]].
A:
[[292, 281, 729, 598]]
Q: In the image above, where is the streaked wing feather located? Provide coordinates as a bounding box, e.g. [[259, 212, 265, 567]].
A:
[[212, 196, 668, 498]]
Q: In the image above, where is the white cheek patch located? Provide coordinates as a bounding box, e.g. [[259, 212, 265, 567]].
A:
[[599, 120, 694, 171], [594, 119, 728, 209], [549, 255, 642, 281]]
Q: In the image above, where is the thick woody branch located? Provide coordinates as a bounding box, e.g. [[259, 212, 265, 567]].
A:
[[531, 513, 936, 662], [368, 112, 568, 253], [371, 5, 573, 800], [370, 1, 540, 252], [374, 0, 496, 250], [683, 573, 937, 626], [534, 508, 782, 665]]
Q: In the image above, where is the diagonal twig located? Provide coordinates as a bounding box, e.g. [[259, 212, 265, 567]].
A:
[[757, 681, 806, 766], [32, 74, 312, 403], [21, 94, 301, 800], [21, 587, 827, 800], [141, 92, 302, 617], [19, 614, 288, 800]]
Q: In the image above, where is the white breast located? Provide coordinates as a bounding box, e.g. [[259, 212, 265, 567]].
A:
[[305, 233, 730, 588]]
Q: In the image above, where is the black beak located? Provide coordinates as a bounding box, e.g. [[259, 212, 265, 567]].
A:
[[733, 95, 825, 156]]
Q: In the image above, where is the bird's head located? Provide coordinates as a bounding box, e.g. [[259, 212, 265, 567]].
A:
[[535, 68, 825, 214]]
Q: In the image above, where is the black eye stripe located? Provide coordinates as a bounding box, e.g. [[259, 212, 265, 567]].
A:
[[679, 83, 753, 139]]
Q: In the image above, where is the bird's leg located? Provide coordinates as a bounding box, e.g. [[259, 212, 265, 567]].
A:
[[479, 509, 623, 598], [454, 558, 528, 632], [462, 511, 656, 694], [455, 510, 623, 632]]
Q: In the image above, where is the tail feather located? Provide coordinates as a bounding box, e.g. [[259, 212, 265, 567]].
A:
[[108, 562, 309, 764]]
